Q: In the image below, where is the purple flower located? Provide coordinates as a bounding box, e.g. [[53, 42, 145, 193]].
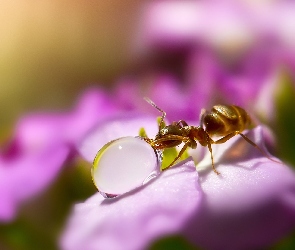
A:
[[134, 0, 295, 122], [140, 1, 295, 52], [61, 160, 200, 250], [114, 76, 198, 121], [0, 143, 69, 222], [60, 116, 295, 250], [0, 88, 117, 221]]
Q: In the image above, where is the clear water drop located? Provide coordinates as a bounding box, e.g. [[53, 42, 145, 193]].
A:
[[92, 136, 162, 198]]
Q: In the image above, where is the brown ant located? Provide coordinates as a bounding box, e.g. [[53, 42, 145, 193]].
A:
[[143, 98, 278, 175]]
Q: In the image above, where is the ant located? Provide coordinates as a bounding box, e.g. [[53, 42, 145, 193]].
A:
[[143, 98, 278, 175]]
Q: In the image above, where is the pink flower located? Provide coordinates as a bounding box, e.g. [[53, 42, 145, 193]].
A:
[[60, 116, 295, 250], [61, 160, 200, 250], [0, 88, 117, 221], [0, 143, 69, 222]]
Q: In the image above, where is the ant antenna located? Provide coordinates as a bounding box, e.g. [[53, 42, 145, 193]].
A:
[[144, 97, 166, 130]]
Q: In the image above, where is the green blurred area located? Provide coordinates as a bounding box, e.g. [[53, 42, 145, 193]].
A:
[[274, 72, 295, 167], [149, 235, 199, 250]]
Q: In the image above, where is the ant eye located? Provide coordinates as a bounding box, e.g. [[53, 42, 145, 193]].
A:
[[92, 137, 163, 198]]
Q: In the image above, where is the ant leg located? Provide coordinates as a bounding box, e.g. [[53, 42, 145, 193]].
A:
[[212, 131, 281, 164], [143, 137, 153, 144], [212, 132, 237, 144], [162, 142, 190, 171], [206, 138, 220, 175], [238, 133, 281, 164], [152, 135, 188, 147]]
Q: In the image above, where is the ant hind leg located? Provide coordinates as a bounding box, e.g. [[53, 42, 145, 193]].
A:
[[211, 131, 281, 164], [238, 133, 281, 164]]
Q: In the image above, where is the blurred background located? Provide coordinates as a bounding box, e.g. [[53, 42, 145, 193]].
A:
[[0, 0, 141, 129], [0, 1, 142, 249], [1, 0, 295, 249]]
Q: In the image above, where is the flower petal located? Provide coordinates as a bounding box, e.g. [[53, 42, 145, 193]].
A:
[[184, 126, 295, 249], [0, 144, 69, 221], [0, 88, 116, 221], [60, 160, 201, 250], [64, 125, 295, 250]]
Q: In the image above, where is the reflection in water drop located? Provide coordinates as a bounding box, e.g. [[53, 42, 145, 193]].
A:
[[143, 171, 159, 185], [92, 137, 163, 198], [99, 192, 118, 199]]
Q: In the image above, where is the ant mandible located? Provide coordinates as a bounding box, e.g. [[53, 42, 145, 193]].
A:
[[143, 98, 276, 175]]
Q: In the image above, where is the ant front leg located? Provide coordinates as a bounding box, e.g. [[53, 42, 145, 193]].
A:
[[162, 140, 191, 171], [151, 135, 187, 147]]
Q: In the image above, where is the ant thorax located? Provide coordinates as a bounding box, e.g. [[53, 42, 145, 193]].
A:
[[157, 124, 185, 137]]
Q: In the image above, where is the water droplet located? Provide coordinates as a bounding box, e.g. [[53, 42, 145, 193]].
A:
[[92, 136, 162, 198]]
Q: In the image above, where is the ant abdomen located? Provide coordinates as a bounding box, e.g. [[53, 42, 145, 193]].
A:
[[203, 105, 251, 136]]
